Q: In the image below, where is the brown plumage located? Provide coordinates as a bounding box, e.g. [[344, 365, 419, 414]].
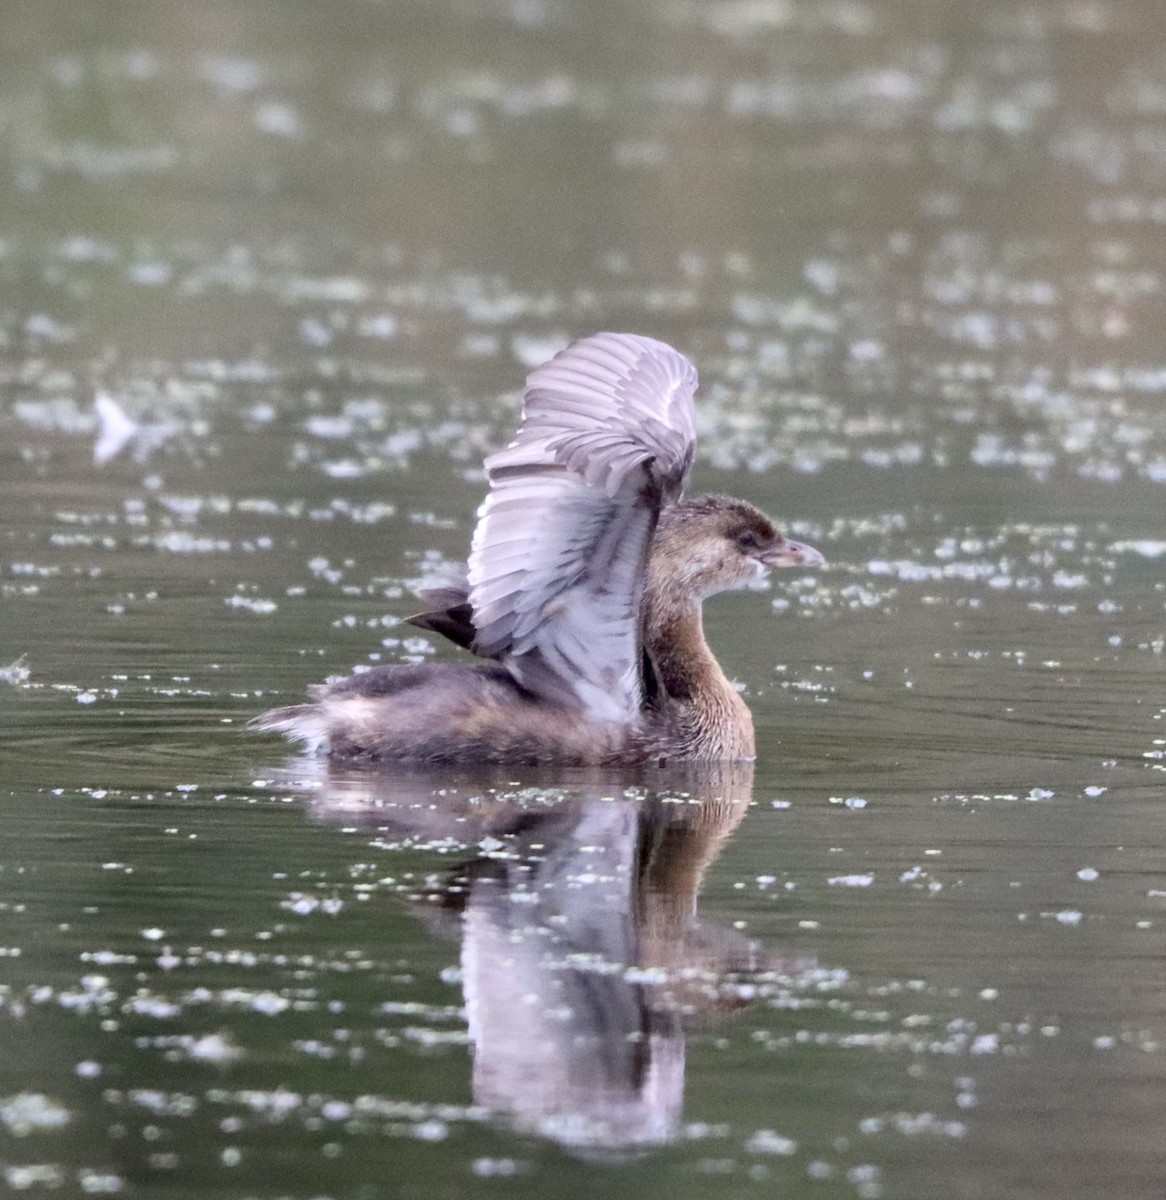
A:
[[251, 334, 824, 765]]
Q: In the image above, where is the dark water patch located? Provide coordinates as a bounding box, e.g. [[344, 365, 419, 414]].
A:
[[4, 2, 1166, 1197]]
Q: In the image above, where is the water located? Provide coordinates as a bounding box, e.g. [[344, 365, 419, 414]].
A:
[[3, 2, 1166, 1197]]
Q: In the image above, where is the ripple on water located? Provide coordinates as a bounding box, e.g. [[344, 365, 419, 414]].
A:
[[4, 6, 1166, 1196]]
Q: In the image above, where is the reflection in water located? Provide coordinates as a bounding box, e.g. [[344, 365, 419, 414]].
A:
[[294, 762, 814, 1153], [3, 3, 1165, 1194]]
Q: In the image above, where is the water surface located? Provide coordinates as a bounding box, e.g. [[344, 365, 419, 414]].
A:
[[3, 3, 1166, 1198]]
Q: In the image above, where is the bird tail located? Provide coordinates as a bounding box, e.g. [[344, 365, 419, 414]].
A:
[[248, 704, 328, 755]]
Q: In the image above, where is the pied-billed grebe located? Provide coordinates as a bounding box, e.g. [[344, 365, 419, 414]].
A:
[[252, 332, 824, 764]]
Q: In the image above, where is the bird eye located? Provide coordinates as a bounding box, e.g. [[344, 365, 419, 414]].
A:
[[735, 529, 763, 552]]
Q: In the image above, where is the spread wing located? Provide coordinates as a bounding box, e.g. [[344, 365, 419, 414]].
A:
[[467, 332, 698, 723]]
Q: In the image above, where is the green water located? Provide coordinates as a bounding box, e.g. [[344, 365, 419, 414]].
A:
[[3, 3, 1166, 1197]]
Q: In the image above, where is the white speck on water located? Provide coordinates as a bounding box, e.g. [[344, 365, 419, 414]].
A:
[[413, 1119, 449, 1142], [472, 1158, 522, 1177], [512, 334, 569, 367], [127, 260, 171, 287], [26, 312, 73, 342], [1053, 570, 1088, 589], [1077, 867, 1099, 881], [188, 1033, 241, 1063], [804, 259, 839, 293], [0, 1092, 72, 1134], [849, 339, 884, 362], [225, 595, 278, 614], [0, 655, 31, 685], [746, 1129, 798, 1155], [255, 102, 302, 137], [1054, 910, 1083, 925], [358, 313, 398, 338], [201, 55, 262, 92], [322, 460, 366, 478], [299, 318, 333, 347], [61, 234, 118, 262], [1084, 786, 1107, 797], [1111, 539, 1166, 557], [154, 531, 230, 554], [248, 992, 291, 1016], [828, 874, 874, 887], [462, 332, 500, 356], [1027, 787, 1054, 801], [140, 928, 165, 941], [76, 691, 98, 704], [76, 1161, 121, 1190], [282, 893, 343, 917]]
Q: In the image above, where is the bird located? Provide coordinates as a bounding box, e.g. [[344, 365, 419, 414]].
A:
[[251, 332, 824, 765]]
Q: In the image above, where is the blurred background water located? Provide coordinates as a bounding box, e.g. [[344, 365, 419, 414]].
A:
[[2, 1, 1166, 1197]]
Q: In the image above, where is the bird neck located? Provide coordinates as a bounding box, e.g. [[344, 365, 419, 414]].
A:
[[641, 587, 755, 759]]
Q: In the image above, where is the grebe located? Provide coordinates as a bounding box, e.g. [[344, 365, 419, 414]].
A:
[[252, 332, 824, 764]]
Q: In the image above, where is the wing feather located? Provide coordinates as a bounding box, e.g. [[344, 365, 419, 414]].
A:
[[467, 332, 698, 723]]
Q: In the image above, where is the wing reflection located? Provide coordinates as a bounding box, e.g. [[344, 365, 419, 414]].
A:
[[285, 762, 816, 1155]]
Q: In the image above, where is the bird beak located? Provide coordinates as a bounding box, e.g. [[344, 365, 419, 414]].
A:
[[761, 538, 825, 569]]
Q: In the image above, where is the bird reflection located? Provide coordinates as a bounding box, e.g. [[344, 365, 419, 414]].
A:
[[290, 762, 815, 1155]]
